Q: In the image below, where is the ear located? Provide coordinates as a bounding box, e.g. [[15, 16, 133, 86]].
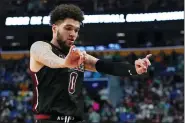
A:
[[52, 24, 58, 33]]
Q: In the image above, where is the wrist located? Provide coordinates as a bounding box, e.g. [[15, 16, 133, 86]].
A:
[[60, 59, 67, 68]]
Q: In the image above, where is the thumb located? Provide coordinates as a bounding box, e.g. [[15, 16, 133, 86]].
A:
[[67, 45, 76, 57], [69, 45, 76, 53]]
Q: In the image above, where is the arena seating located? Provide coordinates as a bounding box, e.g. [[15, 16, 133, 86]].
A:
[[0, 47, 183, 123]]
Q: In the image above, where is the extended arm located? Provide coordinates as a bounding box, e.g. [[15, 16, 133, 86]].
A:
[[84, 53, 151, 76], [30, 41, 65, 68], [84, 54, 137, 76]]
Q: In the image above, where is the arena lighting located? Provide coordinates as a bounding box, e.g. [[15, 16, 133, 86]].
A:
[[5, 17, 30, 25], [83, 14, 125, 23], [43, 14, 125, 24], [96, 45, 106, 51], [126, 11, 184, 22], [43, 16, 50, 25], [85, 46, 95, 51], [30, 16, 42, 25], [5, 11, 184, 26]]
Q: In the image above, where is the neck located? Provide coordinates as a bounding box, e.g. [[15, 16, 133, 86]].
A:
[[50, 39, 61, 49], [50, 38, 69, 55]]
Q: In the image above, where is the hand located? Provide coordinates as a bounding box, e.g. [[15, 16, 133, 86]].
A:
[[64, 45, 86, 69], [135, 54, 152, 74]]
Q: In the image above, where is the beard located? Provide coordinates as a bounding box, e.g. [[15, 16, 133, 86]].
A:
[[56, 31, 70, 55]]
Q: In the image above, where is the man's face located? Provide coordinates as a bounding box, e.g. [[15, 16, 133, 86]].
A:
[[53, 18, 80, 51]]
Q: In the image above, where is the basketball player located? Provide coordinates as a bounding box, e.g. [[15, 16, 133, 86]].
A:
[[29, 4, 152, 123]]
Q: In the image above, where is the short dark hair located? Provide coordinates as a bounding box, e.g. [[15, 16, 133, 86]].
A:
[[50, 4, 84, 25]]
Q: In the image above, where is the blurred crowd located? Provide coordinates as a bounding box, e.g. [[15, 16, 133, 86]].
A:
[[0, 0, 184, 15], [0, 49, 184, 123], [85, 50, 184, 123], [0, 57, 32, 123]]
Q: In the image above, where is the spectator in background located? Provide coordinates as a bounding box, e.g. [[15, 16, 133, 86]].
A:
[[27, 0, 46, 13], [101, 104, 113, 123], [88, 107, 101, 123], [98, 86, 109, 102], [1, 0, 183, 16]]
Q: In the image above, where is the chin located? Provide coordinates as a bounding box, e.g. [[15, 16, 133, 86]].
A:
[[68, 44, 74, 47]]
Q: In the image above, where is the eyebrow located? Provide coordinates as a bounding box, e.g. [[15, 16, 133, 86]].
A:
[[65, 24, 80, 29]]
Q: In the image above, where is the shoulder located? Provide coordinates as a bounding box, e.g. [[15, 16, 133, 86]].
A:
[[30, 41, 52, 50], [31, 41, 51, 47]]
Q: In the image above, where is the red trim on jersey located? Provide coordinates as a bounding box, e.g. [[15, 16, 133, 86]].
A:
[[34, 114, 50, 120], [29, 69, 39, 113], [68, 72, 78, 94]]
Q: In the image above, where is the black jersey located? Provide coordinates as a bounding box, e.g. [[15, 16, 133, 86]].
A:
[[31, 42, 85, 120]]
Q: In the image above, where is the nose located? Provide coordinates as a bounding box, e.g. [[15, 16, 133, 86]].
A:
[[69, 30, 76, 37]]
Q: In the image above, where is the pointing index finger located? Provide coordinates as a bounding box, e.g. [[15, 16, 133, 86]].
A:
[[69, 45, 75, 52], [146, 54, 152, 59]]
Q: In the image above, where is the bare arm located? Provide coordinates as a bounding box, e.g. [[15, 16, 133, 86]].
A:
[[84, 54, 99, 72], [30, 41, 65, 68]]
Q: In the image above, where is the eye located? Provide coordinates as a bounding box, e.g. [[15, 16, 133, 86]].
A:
[[64, 26, 80, 33], [75, 29, 80, 33], [65, 27, 73, 31]]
